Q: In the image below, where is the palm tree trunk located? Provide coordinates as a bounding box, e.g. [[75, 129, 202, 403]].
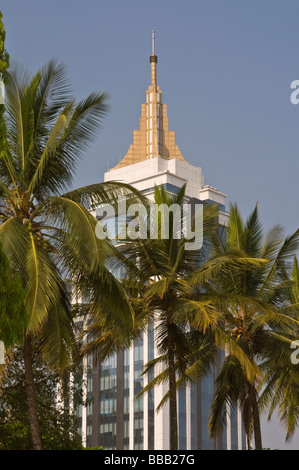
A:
[[168, 325, 178, 450], [251, 386, 263, 450], [24, 334, 43, 450]]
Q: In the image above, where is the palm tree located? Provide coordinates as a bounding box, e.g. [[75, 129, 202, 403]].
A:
[[0, 10, 10, 156], [0, 60, 140, 449], [208, 203, 299, 449], [121, 186, 263, 450], [259, 256, 299, 443]]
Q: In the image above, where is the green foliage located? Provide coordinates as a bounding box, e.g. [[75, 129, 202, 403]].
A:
[[0, 244, 26, 347], [0, 58, 139, 365], [84, 446, 104, 450], [208, 203, 299, 448], [0, 55, 142, 448], [0, 11, 9, 78], [0, 346, 84, 450], [120, 194, 299, 449], [258, 255, 299, 441], [108, 185, 265, 449]]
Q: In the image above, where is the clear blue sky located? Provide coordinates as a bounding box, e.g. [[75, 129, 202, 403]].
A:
[[1, 0, 299, 449]]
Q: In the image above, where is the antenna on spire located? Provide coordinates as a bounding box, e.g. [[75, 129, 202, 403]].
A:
[[149, 29, 157, 81], [152, 30, 155, 55]]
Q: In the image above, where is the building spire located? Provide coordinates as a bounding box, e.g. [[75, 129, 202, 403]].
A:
[[109, 31, 186, 170], [152, 29, 155, 55], [150, 29, 157, 88]]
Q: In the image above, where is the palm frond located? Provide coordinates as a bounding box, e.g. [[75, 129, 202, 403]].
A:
[[189, 253, 268, 287], [25, 232, 65, 331]]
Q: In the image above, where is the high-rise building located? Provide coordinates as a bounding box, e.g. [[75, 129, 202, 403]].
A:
[[78, 32, 246, 450]]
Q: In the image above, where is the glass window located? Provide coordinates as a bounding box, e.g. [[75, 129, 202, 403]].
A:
[[87, 401, 92, 416]]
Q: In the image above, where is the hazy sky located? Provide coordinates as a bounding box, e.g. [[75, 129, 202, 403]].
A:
[[1, 0, 298, 450]]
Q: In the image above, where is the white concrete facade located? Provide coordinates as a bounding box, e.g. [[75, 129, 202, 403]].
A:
[[105, 156, 227, 204], [105, 156, 203, 198]]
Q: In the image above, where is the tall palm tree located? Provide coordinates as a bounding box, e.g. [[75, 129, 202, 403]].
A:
[[259, 256, 299, 443], [0, 60, 139, 449], [0, 10, 10, 156], [122, 186, 263, 450], [208, 203, 299, 449]]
